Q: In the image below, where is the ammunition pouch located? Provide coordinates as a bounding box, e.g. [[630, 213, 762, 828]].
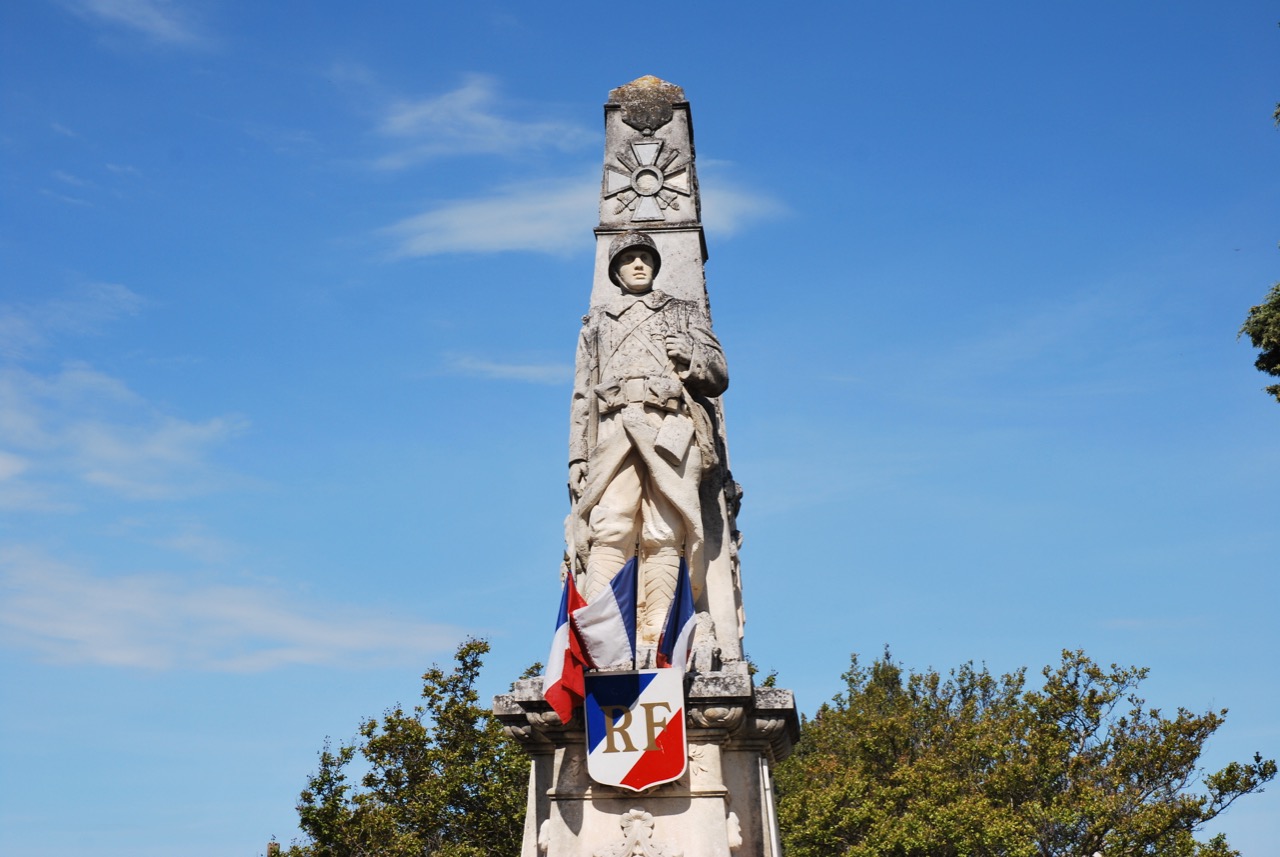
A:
[[595, 377, 685, 415]]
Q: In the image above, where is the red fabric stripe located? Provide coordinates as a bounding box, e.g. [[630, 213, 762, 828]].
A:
[[544, 579, 590, 723]]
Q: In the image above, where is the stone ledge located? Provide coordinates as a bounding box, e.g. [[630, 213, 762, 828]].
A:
[[494, 667, 799, 763]]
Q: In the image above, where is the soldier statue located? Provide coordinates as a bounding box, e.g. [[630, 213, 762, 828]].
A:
[[567, 230, 728, 644]]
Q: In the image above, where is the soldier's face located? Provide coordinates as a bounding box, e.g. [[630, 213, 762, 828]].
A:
[[614, 249, 655, 292]]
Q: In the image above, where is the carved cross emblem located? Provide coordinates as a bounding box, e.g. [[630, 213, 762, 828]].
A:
[[603, 139, 691, 222]]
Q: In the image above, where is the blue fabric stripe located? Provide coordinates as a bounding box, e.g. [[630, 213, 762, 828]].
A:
[[657, 558, 694, 665], [609, 557, 638, 656], [554, 574, 570, 631]]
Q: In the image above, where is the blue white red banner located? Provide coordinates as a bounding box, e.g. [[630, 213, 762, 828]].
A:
[[542, 573, 588, 723], [573, 557, 638, 670], [584, 668, 687, 791], [656, 557, 695, 671]]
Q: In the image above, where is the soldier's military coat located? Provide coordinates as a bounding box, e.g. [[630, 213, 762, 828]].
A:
[[568, 288, 728, 583]]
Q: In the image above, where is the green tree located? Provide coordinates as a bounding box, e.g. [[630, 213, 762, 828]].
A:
[[776, 649, 1274, 857], [1240, 282, 1280, 404], [1247, 91, 1280, 405], [283, 639, 529, 857]]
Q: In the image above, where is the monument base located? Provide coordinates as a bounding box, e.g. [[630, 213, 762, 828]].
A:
[[494, 663, 799, 857]]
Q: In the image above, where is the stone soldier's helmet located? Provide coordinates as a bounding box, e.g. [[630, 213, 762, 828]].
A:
[[607, 230, 661, 286]]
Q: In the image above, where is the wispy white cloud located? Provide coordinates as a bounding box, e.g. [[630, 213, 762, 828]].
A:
[[354, 75, 782, 253], [52, 170, 93, 188], [0, 451, 29, 481], [383, 168, 786, 257], [0, 282, 144, 359], [0, 363, 247, 505], [64, 0, 206, 46], [40, 188, 92, 207], [700, 177, 789, 237], [940, 292, 1118, 380], [385, 173, 597, 257], [372, 74, 595, 169], [832, 285, 1160, 417], [0, 447, 69, 513], [152, 522, 237, 564], [72, 411, 248, 499], [0, 315, 41, 363], [445, 354, 572, 385], [0, 547, 458, 671], [1, 285, 244, 508]]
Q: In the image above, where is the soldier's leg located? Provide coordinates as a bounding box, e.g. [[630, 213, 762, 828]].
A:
[[585, 453, 642, 600], [636, 481, 687, 645]]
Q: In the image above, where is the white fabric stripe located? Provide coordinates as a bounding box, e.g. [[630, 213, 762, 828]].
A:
[[574, 591, 632, 669], [670, 615, 696, 671], [542, 622, 570, 691]]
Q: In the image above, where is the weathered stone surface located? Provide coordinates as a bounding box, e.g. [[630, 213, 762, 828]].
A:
[[496, 667, 799, 857], [597, 76, 701, 237], [497, 77, 798, 857], [607, 75, 687, 135], [574, 75, 740, 664]]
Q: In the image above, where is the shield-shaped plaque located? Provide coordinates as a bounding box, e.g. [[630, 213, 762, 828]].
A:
[[583, 669, 686, 791]]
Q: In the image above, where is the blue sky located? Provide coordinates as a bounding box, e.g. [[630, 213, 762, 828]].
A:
[[1, 2, 1277, 855]]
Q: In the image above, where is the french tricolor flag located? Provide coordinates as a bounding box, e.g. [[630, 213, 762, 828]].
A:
[[656, 558, 696, 671], [572, 557, 638, 670], [542, 573, 588, 723]]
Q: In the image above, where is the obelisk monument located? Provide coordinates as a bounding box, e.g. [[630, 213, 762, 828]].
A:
[[496, 76, 798, 857]]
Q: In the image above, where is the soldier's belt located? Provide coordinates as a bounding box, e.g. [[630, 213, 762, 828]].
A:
[[595, 377, 685, 415]]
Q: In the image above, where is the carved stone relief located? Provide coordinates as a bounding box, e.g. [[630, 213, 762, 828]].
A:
[[726, 811, 743, 851], [603, 139, 691, 222], [568, 231, 729, 646], [688, 704, 746, 731], [607, 75, 686, 134], [594, 809, 682, 857], [686, 743, 711, 780]]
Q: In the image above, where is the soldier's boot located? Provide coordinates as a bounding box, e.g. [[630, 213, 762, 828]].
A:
[[584, 545, 628, 602], [638, 548, 680, 646]]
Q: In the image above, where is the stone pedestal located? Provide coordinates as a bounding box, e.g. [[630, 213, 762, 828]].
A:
[[495, 665, 799, 857]]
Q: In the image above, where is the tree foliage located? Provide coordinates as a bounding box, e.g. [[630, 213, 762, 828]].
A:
[[280, 644, 1271, 856], [283, 639, 528, 857], [776, 649, 1274, 857], [1239, 282, 1280, 403]]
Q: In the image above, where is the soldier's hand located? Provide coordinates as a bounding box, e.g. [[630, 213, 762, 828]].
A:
[[568, 461, 588, 500], [664, 333, 692, 365]]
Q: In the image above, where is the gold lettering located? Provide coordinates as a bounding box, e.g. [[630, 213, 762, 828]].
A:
[[602, 706, 638, 753], [640, 702, 672, 751]]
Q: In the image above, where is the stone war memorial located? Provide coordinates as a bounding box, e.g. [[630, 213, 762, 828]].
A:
[[495, 76, 800, 857]]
